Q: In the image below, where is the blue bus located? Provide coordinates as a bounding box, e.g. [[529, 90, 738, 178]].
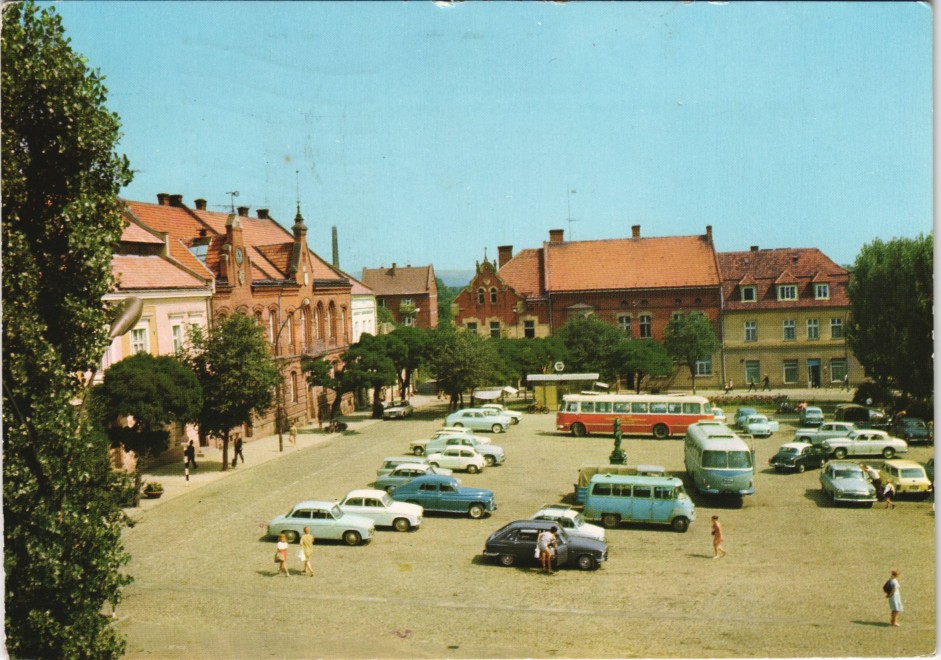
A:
[[684, 421, 755, 496]]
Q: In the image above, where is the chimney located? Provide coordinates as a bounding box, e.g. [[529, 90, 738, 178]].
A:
[[750, 245, 759, 252], [631, 225, 641, 238], [256, 208, 269, 219], [237, 206, 249, 217], [194, 198, 207, 211], [391, 262, 397, 276], [497, 245, 513, 268], [705, 225, 713, 242], [168, 194, 183, 207], [157, 193, 170, 206], [332, 226, 339, 269], [548, 229, 564, 244]]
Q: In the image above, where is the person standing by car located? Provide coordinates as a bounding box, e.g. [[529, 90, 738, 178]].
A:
[[862, 464, 882, 501], [885, 568, 902, 626], [883, 482, 896, 509], [711, 516, 727, 559], [537, 526, 558, 574], [275, 533, 290, 577], [300, 527, 315, 577]]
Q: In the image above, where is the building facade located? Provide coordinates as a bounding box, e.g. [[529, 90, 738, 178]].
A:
[[361, 263, 439, 328]]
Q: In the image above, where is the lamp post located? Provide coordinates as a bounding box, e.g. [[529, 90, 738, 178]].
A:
[[273, 287, 302, 452]]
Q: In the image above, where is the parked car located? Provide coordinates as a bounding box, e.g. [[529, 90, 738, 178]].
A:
[[924, 458, 934, 484], [890, 417, 932, 445], [833, 403, 889, 429], [742, 414, 779, 438], [391, 475, 496, 518], [482, 520, 607, 571], [819, 461, 876, 506], [711, 407, 727, 423], [382, 400, 414, 419], [798, 406, 825, 427], [823, 429, 908, 459], [444, 408, 511, 433], [733, 407, 758, 430], [267, 500, 375, 545], [426, 446, 487, 473], [530, 504, 606, 542], [376, 455, 434, 477], [793, 422, 858, 446], [879, 460, 932, 498], [426, 435, 505, 466], [479, 403, 523, 424], [409, 428, 491, 456], [768, 442, 829, 473], [337, 489, 423, 531], [374, 463, 452, 494]]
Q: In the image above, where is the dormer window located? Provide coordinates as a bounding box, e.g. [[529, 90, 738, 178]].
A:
[[740, 286, 756, 302], [814, 283, 830, 300], [777, 285, 797, 301]]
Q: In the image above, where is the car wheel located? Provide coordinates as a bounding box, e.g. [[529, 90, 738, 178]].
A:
[[385, 485, 397, 495], [882, 447, 896, 459], [499, 554, 515, 567], [467, 464, 480, 474], [798, 436, 812, 443], [393, 517, 411, 532], [797, 464, 806, 474], [484, 455, 495, 467], [468, 503, 486, 519], [429, 462, 439, 469], [601, 513, 620, 529], [833, 448, 847, 459], [577, 554, 597, 571], [511, 418, 520, 424], [652, 423, 669, 440], [284, 530, 299, 543], [671, 516, 690, 533], [342, 530, 362, 546], [491, 424, 503, 434], [572, 422, 587, 438], [453, 423, 464, 428]]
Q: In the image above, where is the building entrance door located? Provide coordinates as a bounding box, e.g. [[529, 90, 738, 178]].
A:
[[806, 359, 821, 388]]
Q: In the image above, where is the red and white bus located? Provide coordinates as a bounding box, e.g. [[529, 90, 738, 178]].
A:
[[556, 393, 715, 439]]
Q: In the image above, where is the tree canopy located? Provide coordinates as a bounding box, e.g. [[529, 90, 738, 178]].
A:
[[663, 312, 720, 393], [2, 2, 134, 655], [557, 315, 627, 383], [427, 328, 503, 409]]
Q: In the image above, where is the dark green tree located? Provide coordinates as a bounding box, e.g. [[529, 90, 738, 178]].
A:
[[387, 325, 432, 398], [491, 336, 566, 388], [614, 339, 674, 393], [435, 278, 460, 327], [342, 334, 399, 418], [663, 312, 720, 394], [427, 328, 503, 409], [846, 235, 933, 399], [2, 2, 135, 655], [178, 314, 280, 470], [557, 315, 625, 383]]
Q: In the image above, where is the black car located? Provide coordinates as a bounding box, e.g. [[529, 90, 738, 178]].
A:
[[769, 442, 829, 473], [482, 520, 607, 571], [891, 418, 932, 445]]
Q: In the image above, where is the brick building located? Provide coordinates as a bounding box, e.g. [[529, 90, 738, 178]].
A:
[[361, 263, 438, 328]]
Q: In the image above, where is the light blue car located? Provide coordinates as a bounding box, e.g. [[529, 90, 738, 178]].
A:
[[444, 408, 511, 433], [267, 500, 375, 545]]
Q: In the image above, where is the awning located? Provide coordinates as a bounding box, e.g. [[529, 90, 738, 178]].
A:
[[503, 386, 519, 395], [472, 389, 504, 400]]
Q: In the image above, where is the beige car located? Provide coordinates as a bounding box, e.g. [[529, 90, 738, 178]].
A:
[[879, 459, 932, 498]]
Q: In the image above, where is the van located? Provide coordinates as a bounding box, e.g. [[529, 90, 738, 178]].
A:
[[574, 464, 666, 504], [582, 473, 695, 532], [376, 455, 431, 477]]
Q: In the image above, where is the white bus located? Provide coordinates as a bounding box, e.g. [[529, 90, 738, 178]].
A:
[[684, 421, 755, 496]]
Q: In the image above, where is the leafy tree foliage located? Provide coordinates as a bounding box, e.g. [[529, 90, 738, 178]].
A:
[[846, 235, 933, 400], [613, 339, 674, 393], [342, 334, 399, 417], [663, 312, 720, 394], [386, 325, 432, 398], [491, 336, 566, 386], [178, 314, 279, 470], [557, 315, 626, 383], [427, 328, 503, 409], [2, 2, 134, 655], [435, 278, 461, 327]]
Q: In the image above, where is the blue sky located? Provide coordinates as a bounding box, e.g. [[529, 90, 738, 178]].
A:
[[53, 1, 932, 277]]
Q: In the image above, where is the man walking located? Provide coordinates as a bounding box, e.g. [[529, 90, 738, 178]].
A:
[[231, 434, 244, 467], [184, 440, 198, 470]]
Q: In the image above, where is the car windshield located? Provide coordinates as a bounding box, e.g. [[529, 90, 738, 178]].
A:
[[901, 468, 926, 478], [778, 447, 799, 455], [834, 468, 864, 479], [379, 493, 394, 506], [748, 416, 767, 424], [329, 504, 343, 519]]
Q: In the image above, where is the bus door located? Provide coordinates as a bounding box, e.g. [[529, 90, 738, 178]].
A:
[[650, 485, 677, 523], [628, 483, 654, 521]]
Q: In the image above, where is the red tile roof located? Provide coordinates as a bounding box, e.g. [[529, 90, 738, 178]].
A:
[[121, 221, 164, 244], [361, 265, 435, 295], [112, 255, 210, 290], [498, 249, 545, 298], [719, 248, 850, 310], [123, 200, 214, 277]]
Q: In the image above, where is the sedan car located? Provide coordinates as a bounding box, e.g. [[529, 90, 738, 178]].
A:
[[426, 446, 487, 473], [482, 520, 607, 571], [798, 406, 825, 427], [426, 435, 505, 467], [711, 407, 727, 424], [743, 414, 779, 438], [337, 489, 423, 531], [733, 407, 757, 430], [444, 408, 511, 433], [409, 428, 491, 456], [819, 461, 876, 506], [530, 504, 606, 542], [374, 463, 452, 494], [479, 403, 523, 424], [769, 442, 829, 473], [891, 417, 932, 445], [823, 430, 908, 459], [267, 500, 375, 545], [382, 400, 414, 420], [392, 475, 496, 519], [879, 460, 932, 498]]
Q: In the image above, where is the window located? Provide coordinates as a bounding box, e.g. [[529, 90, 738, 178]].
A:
[[830, 358, 848, 384], [744, 360, 760, 386], [490, 288, 497, 304], [596, 402, 612, 413], [682, 403, 702, 414], [291, 372, 299, 402], [806, 319, 819, 340], [287, 312, 295, 349], [649, 403, 666, 413], [489, 321, 500, 338], [131, 327, 148, 354], [744, 321, 757, 342], [582, 402, 595, 413], [815, 283, 830, 300], [671, 312, 683, 322], [466, 322, 477, 334], [326, 304, 335, 337], [477, 288, 485, 304], [172, 324, 184, 352], [268, 310, 277, 343], [402, 297, 413, 306], [631, 403, 648, 413], [783, 360, 799, 384], [667, 402, 682, 414], [633, 486, 652, 499], [777, 285, 797, 301], [783, 319, 796, 341], [524, 320, 535, 338], [695, 357, 713, 376], [639, 314, 652, 338], [618, 315, 631, 337], [740, 286, 756, 302], [404, 316, 414, 327], [378, 299, 385, 308], [830, 318, 843, 339]]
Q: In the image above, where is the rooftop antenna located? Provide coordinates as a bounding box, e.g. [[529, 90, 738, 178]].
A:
[[566, 187, 577, 239], [295, 169, 301, 214], [225, 190, 239, 212]]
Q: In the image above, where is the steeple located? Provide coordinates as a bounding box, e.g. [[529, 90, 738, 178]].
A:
[[292, 203, 307, 239]]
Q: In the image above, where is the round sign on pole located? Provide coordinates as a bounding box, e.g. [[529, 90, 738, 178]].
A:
[[554, 361, 565, 372]]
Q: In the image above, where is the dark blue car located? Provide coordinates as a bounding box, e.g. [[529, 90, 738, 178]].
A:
[[483, 520, 607, 571], [392, 475, 496, 519]]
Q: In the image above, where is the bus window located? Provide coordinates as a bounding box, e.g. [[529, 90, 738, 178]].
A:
[[650, 402, 667, 414], [596, 402, 611, 413], [612, 485, 631, 497], [613, 403, 629, 413], [631, 403, 648, 413], [683, 403, 701, 414], [667, 402, 682, 414], [593, 483, 611, 496], [654, 486, 674, 499], [728, 451, 753, 469], [633, 485, 652, 498], [567, 402, 578, 412], [582, 402, 595, 413], [702, 450, 727, 468]]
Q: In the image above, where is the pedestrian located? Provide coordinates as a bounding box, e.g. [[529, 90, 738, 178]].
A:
[[231, 434, 244, 467], [761, 374, 771, 391], [862, 464, 882, 501], [711, 515, 727, 559], [184, 440, 198, 470], [300, 526, 315, 577], [275, 533, 290, 577], [724, 379, 733, 394], [537, 526, 558, 574], [885, 568, 902, 626], [289, 422, 298, 446], [883, 481, 896, 509], [842, 374, 849, 391], [747, 379, 757, 392]]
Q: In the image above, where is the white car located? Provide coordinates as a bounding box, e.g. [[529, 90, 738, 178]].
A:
[[409, 428, 491, 456], [743, 414, 779, 438], [337, 489, 423, 532], [531, 504, 606, 542], [824, 430, 909, 460], [711, 407, 727, 423], [480, 403, 522, 424], [426, 446, 487, 474]]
